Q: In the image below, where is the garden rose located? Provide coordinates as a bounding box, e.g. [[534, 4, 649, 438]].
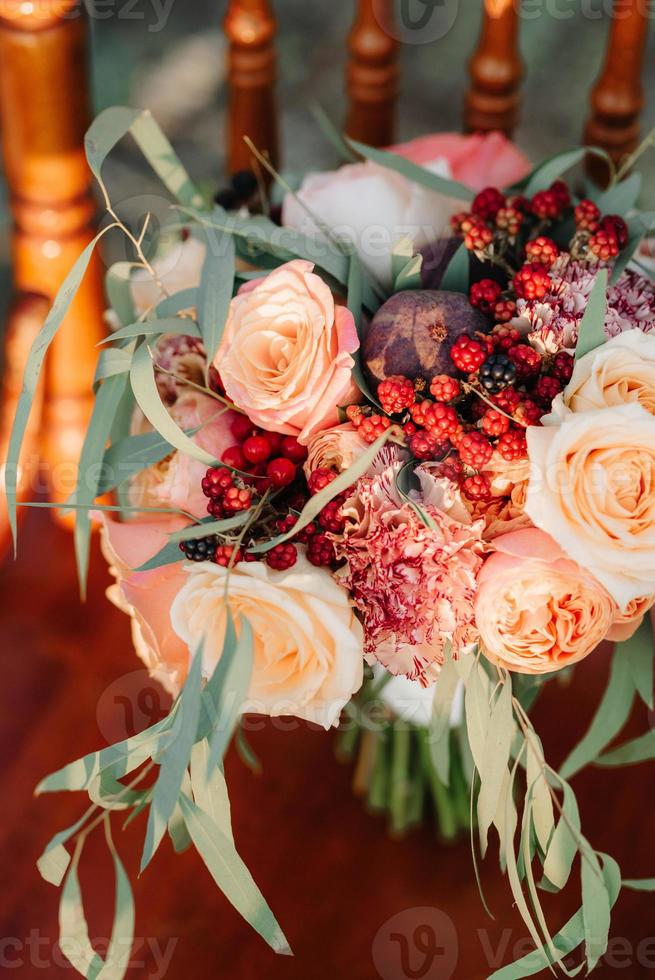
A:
[[282, 132, 530, 287], [303, 422, 367, 477], [606, 595, 655, 642], [170, 554, 364, 728], [548, 329, 655, 420], [525, 403, 655, 608], [216, 260, 359, 443], [476, 529, 615, 674]]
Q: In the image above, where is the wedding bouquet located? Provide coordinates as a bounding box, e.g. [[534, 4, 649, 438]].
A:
[[7, 105, 655, 978]]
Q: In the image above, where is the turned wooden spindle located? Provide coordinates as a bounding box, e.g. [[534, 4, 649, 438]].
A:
[[345, 0, 399, 147], [465, 0, 523, 136], [584, 0, 648, 180], [224, 0, 279, 176], [0, 1, 105, 507]]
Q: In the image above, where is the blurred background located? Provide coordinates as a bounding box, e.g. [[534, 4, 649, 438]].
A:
[[1, 2, 655, 978]]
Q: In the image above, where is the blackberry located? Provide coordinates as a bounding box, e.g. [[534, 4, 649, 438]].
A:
[[479, 354, 516, 394], [179, 535, 219, 562], [214, 186, 238, 210], [231, 169, 258, 202]]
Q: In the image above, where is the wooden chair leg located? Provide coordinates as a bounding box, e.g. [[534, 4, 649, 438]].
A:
[[465, 0, 523, 136], [345, 0, 399, 147], [0, 2, 105, 509], [0, 294, 50, 560], [584, 0, 648, 183], [224, 0, 279, 175]]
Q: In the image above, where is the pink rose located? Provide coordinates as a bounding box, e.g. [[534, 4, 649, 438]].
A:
[[476, 528, 615, 674], [216, 260, 360, 444], [303, 422, 368, 477], [606, 595, 655, 642], [388, 132, 531, 191]]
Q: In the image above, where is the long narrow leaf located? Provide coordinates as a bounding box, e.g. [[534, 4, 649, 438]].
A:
[[574, 268, 608, 361], [197, 229, 235, 368]]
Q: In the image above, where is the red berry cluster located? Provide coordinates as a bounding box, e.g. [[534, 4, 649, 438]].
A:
[[219, 415, 308, 492], [573, 202, 629, 263]]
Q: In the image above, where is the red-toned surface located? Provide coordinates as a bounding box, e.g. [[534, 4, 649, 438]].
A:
[[0, 511, 652, 979]]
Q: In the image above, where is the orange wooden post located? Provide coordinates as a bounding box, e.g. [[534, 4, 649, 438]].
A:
[[0, 0, 105, 506], [224, 0, 279, 175], [345, 0, 399, 147], [584, 0, 649, 177], [465, 0, 523, 136]]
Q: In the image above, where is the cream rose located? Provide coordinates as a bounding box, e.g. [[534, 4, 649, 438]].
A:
[[170, 554, 364, 728], [525, 403, 655, 609], [476, 529, 615, 674], [215, 259, 360, 444], [548, 329, 655, 421]]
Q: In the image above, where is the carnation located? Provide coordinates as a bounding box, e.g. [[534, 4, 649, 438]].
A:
[[334, 460, 485, 686], [514, 255, 655, 353]]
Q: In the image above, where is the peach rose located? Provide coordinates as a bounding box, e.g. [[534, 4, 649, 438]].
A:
[[170, 554, 364, 728], [283, 132, 530, 287], [303, 422, 367, 478], [128, 391, 239, 520], [548, 329, 655, 421], [476, 529, 615, 674], [606, 594, 655, 642], [216, 260, 360, 444], [525, 403, 655, 609]]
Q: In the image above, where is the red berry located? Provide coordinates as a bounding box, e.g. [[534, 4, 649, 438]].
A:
[[492, 324, 521, 351], [552, 350, 574, 383], [230, 415, 256, 442], [450, 211, 472, 234], [600, 214, 628, 249], [496, 206, 523, 236], [223, 486, 253, 513], [377, 375, 415, 415], [458, 431, 493, 469], [464, 220, 494, 252], [280, 436, 308, 464], [308, 468, 337, 495], [276, 514, 299, 535], [207, 498, 225, 518], [450, 334, 488, 373], [434, 456, 464, 483], [508, 344, 542, 380], [550, 180, 571, 210], [462, 473, 492, 501], [202, 466, 234, 499], [403, 421, 418, 439], [266, 456, 297, 489], [409, 430, 448, 461], [345, 405, 364, 427], [533, 374, 562, 408], [574, 199, 600, 232], [307, 532, 336, 567], [423, 403, 462, 442], [214, 544, 243, 567], [472, 187, 506, 220], [221, 445, 247, 471], [480, 408, 510, 437], [261, 430, 285, 454], [319, 498, 346, 533], [515, 399, 542, 426], [525, 236, 559, 270], [469, 278, 502, 313], [530, 183, 568, 220], [497, 428, 528, 461], [513, 263, 551, 301], [266, 543, 298, 571], [242, 435, 271, 464], [588, 229, 619, 261], [409, 400, 432, 427], [430, 374, 462, 402], [493, 299, 517, 324], [359, 414, 392, 444], [493, 386, 521, 413]]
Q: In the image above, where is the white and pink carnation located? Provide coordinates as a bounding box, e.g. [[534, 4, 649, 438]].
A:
[[334, 460, 485, 686]]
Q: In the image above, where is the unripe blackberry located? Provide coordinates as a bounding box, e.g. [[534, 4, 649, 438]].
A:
[[479, 354, 517, 394]]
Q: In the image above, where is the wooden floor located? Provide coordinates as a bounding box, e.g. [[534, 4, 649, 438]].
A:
[[0, 510, 653, 979]]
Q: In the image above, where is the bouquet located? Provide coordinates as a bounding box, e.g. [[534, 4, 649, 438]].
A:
[[7, 106, 655, 978]]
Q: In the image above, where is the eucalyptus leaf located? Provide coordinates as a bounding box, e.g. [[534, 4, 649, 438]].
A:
[[592, 172, 642, 216], [205, 618, 254, 774], [197, 229, 235, 368], [105, 262, 138, 326], [521, 147, 612, 198], [96, 824, 135, 980], [428, 656, 460, 786], [574, 267, 608, 361], [610, 210, 655, 284], [542, 779, 581, 891], [464, 659, 492, 775], [439, 241, 469, 294], [596, 730, 655, 767], [99, 316, 201, 346], [94, 348, 133, 386], [156, 287, 198, 317], [477, 677, 514, 857], [623, 612, 654, 710], [580, 842, 611, 971], [347, 137, 474, 201], [59, 844, 105, 977], [190, 740, 234, 844]]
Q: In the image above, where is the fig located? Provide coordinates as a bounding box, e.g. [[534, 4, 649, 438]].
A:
[[362, 289, 490, 385]]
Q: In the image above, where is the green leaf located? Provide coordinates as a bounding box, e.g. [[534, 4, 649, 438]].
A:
[[428, 655, 460, 785], [36, 812, 91, 886], [477, 677, 514, 857], [94, 348, 133, 386], [623, 877, 655, 891], [156, 287, 198, 317], [167, 512, 253, 544], [179, 792, 291, 955], [59, 842, 105, 978], [97, 429, 177, 496], [190, 740, 234, 844], [346, 137, 474, 201], [205, 618, 254, 774], [74, 372, 130, 599], [141, 643, 204, 872], [167, 772, 193, 855], [134, 539, 185, 573], [97, 822, 135, 980], [129, 341, 217, 466], [347, 251, 381, 407], [592, 172, 642, 216], [522, 147, 612, 198], [596, 730, 655, 767], [542, 780, 580, 891], [560, 649, 633, 779], [105, 262, 138, 326], [525, 731, 555, 855], [5, 231, 107, 551], [310, 103, 358, 163], [624, 616, 654, 709], [574, 267, 609, 361], [610, 211, 655, 284], [85, 106, 203, 209], [464, 658, 492, 775], [99, 316, 201, 346], [439, 241, 469, 294], [197, 228, 236, 368], [580, 842, 611, 971], [250, 428, 394, 553], [391, 237, 416, 284]]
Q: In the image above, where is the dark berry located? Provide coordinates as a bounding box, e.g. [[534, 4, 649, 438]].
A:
[[214, 186, 238, 210], [230, 169, 258, 202], [266, 543, 298, 571], [479, 354, 517, 394], [179, 535, 219, 562]]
